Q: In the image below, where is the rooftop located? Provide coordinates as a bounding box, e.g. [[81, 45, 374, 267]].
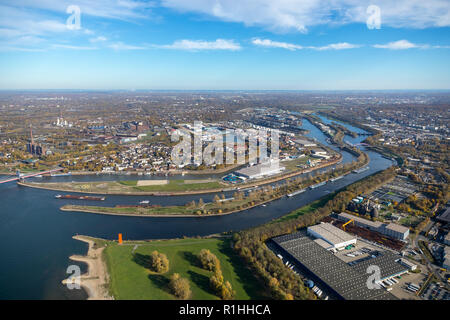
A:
[[385, 223, 410, 234], [308, 223, 355, 246], [272, 231, 397, 300], [338, 212, 383, 229]]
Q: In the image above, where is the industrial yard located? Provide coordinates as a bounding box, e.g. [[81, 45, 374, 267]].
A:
[[268, 219, 427, 300]]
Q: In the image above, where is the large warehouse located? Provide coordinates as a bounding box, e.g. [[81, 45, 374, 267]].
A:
[[234, 162, 285, 180], [307, 223, 357, 251], [271, 231, 403, 300]]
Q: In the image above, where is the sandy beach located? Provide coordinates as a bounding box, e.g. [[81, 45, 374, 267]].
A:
[[62, 235, 113, 300]]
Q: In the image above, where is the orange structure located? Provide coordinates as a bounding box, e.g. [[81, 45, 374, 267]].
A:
[[118, 233, 123, 244]]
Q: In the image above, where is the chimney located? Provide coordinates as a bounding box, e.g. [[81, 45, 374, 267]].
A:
[[30, 124, 34, 145]]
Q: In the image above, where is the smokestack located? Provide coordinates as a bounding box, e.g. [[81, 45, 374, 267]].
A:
[[30, 124, 34, 145]]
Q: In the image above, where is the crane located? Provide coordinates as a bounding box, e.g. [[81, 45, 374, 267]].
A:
[[342, 219, 354, 232]]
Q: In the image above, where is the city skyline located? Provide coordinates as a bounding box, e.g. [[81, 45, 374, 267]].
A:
[[1, 0, 450, 90]]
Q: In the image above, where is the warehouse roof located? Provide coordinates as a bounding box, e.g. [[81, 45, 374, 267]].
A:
[[308, 223, 355, 246], [272, 231, 398, 300], [385, 223, 409, 234], [235, 162, 284, 178], [338, 212, 383, 229], [314, 238, 333, 249]]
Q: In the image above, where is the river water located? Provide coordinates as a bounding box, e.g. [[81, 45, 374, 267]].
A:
[[0, 116, 394, 299]]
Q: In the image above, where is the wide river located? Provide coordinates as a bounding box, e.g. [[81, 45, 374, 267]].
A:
[[0, 116, 394, 299]]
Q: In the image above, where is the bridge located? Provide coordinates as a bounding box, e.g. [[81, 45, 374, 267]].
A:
[[0, 168, 63, 184]]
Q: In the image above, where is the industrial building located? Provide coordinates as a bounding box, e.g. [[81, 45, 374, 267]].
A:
[[307, 223, 357, 251], [26, 125, 46, 157], [234, 162, 285, 180], [338, 212, 410, 240], [294, 138, 317, 147], [272, 231, 402, 300]]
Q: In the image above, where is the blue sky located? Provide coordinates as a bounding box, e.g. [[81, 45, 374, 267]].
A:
[[1, 0, 450, 90]]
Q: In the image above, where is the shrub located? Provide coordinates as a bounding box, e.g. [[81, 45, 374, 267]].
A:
[[150, 250, 169, 273], [169, 273, 191, 299], [198, 249, 221, 272]]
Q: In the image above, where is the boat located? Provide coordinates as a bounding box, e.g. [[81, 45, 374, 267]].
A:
[[55, 194, 105, 201], [330, 175, 344, 182], [352, 166, 369, 174], [287, 189, 306, 197], [51, 172, 72, 177], [139, 200, 150, 204], [309, 181, 326, 189]]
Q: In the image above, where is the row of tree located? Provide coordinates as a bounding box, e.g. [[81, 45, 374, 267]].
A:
[[198, 249, 235, 300], [231, 166, 398, 300]]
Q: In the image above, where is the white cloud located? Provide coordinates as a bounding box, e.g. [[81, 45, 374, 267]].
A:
[[1, 0, 155, 20], [52, 44, 97, 50], [252, 38, 303, 50], [373, 40, 425, 50], [159, 39, 241, 51], [108, 42, 147, 50], [161, 0, 450, 32], [90, 36, 108, 43], [252, 38, 360, 51], [313, 42, 361, 50]]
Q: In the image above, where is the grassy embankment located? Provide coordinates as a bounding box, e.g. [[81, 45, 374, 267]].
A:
[[118, 179, 223, 192], [103, 237, 266, 300], [20, 179, 224, 194]]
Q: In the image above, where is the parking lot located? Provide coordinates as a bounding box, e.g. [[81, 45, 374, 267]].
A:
[[421, 282, 450, 300]]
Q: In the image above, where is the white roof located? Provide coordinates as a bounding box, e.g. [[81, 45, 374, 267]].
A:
[[308, 223, 356, 246]]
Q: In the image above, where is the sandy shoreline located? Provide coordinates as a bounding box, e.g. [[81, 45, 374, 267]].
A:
[[62, 235, 113, 300]]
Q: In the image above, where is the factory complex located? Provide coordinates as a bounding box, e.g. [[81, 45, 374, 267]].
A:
[[271, 222, 418, 300], [337, 212, 410, 240]]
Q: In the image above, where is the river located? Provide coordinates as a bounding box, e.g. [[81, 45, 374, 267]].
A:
[[0, 115, 394, 299]]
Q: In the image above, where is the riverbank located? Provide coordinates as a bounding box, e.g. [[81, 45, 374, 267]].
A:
[[59, 154, 367, 218], [17, 155, 342, 196], [93, 236, 265, 300], [62, 235, 113, 300]]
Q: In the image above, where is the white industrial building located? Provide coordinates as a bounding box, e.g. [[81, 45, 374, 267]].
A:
[[307, 222, 357, 251], [234, 162, 285, 180], [295, 138, 317, 147]]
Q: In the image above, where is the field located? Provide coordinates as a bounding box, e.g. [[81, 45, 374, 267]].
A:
[[273, 192, 336, 223], [103, 237, 266, 300], [119, 179, 224, 192], [22, 179, 224, 194]]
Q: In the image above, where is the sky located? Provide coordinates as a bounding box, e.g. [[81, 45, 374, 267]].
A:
[[1, 0, 450, 90]]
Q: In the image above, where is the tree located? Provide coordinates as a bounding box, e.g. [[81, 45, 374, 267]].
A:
[[210, 269, 224, 293], [150, 250, 169, 273], [198, 249, 220, 272], [221, 281, 235, 300], [169, 273, 191, 300]]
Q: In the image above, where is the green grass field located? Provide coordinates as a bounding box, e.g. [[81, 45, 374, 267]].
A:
[[127, 180, 224, 192], [272, 192, 335, 223], [103, 237, 266, 300]]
